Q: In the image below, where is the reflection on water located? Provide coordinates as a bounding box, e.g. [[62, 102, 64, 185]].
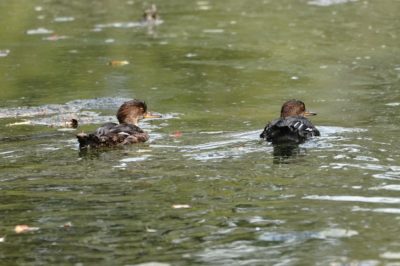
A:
[[1, 0, 400, 265]]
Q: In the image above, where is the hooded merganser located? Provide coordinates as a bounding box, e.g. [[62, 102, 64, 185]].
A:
[[77, 99, 160, 149], [142, 4, 158, 23], [260, 99, 320, 144]]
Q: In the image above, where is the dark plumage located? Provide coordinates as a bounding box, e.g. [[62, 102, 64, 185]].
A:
[[260, 99, 320, 144], [77, 99, 160, 149]]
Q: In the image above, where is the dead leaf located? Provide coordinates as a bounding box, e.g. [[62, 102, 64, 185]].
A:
[[108, 60, 129, 66]]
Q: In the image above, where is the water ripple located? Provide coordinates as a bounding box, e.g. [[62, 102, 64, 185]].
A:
[[304, 195, 400, 204]]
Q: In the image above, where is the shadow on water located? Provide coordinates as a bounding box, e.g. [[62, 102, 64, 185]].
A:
[[272, 143, 302, 164]]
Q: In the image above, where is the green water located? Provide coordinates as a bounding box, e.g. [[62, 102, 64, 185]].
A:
[[1, 0, 400, 265]]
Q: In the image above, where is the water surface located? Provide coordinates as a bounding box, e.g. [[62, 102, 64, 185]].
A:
[[1, 0, 400, 265]]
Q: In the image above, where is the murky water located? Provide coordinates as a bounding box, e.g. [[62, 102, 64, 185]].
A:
[[1, 0, 400, 265]]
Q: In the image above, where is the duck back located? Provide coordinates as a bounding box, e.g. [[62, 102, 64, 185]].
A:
[[260, 116, 320, 144], [77, 122, 149, 149]]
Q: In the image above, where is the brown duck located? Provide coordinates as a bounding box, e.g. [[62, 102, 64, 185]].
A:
[[260, 99, 320, 144], [77, 99, 160, 149]]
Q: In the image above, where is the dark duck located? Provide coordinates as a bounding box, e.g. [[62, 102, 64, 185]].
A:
[[142, 4, 159, 24], [77, 99, 160, 149], [260, 99, 320, 144]]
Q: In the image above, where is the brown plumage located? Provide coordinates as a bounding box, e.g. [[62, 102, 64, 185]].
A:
[[77, 99, 160, 149]]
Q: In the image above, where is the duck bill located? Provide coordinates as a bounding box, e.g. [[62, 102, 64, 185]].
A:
[[304, 111, 317, 116], [143, 112, 162, 119]]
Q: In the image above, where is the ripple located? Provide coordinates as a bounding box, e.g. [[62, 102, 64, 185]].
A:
[[369, 184, 400, 191], [373, 171, 400, 180], [54, 16, 75, 22], [26, 28, 53, 35], [258, 228, 357, 243], [94, 19, 163, 30], [308, 0, 358, 7], [1, 97, 174, 127], [380, 252, 400, 259], [304, 195, 400, 204]]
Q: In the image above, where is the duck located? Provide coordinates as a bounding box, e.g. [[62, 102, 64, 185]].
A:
[[142, 4, 159, 24], [77, 99, 160, 149], [260, 99, 320, 144]]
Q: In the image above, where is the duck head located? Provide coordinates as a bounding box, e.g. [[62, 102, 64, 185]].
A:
[[117, 99, 161, 126], [143, 4, 158, 23], [280, 99, 317, 118]]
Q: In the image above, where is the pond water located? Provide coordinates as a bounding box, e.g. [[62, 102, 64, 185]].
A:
[[1, 0, 400, 265]]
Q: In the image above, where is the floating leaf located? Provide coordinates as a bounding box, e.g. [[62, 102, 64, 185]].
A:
[[108, 60, 129, 66], [14, 225, 40, 234]]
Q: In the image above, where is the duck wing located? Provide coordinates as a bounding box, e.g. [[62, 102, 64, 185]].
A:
[[260, 116, 319, 144], [98, 123, 149, 145], [77, 123, 149, 149], [95, 122, 118, 136]]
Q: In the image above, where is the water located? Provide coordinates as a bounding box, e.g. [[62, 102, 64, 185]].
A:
[[1, 0, 400, 265]]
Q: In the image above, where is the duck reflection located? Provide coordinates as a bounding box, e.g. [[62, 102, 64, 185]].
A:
[[272, 143, 302, 164]]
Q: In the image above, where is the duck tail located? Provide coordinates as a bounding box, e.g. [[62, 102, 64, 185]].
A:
[[77, 133, 99, 149]]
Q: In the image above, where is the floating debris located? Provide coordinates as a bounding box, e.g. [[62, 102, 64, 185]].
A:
[[108, 60, 129, 66], [61, 222, 73, 228], [105, 39, 115, 44], [185, 53, 198, 58], [42, 35, 69, 41], [0, 236, 5, 243], [170, 131, 183, 138], [0, 49, 10, 57], [146, 227, 157, 233], [54, 16, 75, 22], [172, 204, 191, 209], [203, 29, 224, 34], [14, 225, 40, 234], [26, 28, 54, 35], [7, 118, 78, 128]]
